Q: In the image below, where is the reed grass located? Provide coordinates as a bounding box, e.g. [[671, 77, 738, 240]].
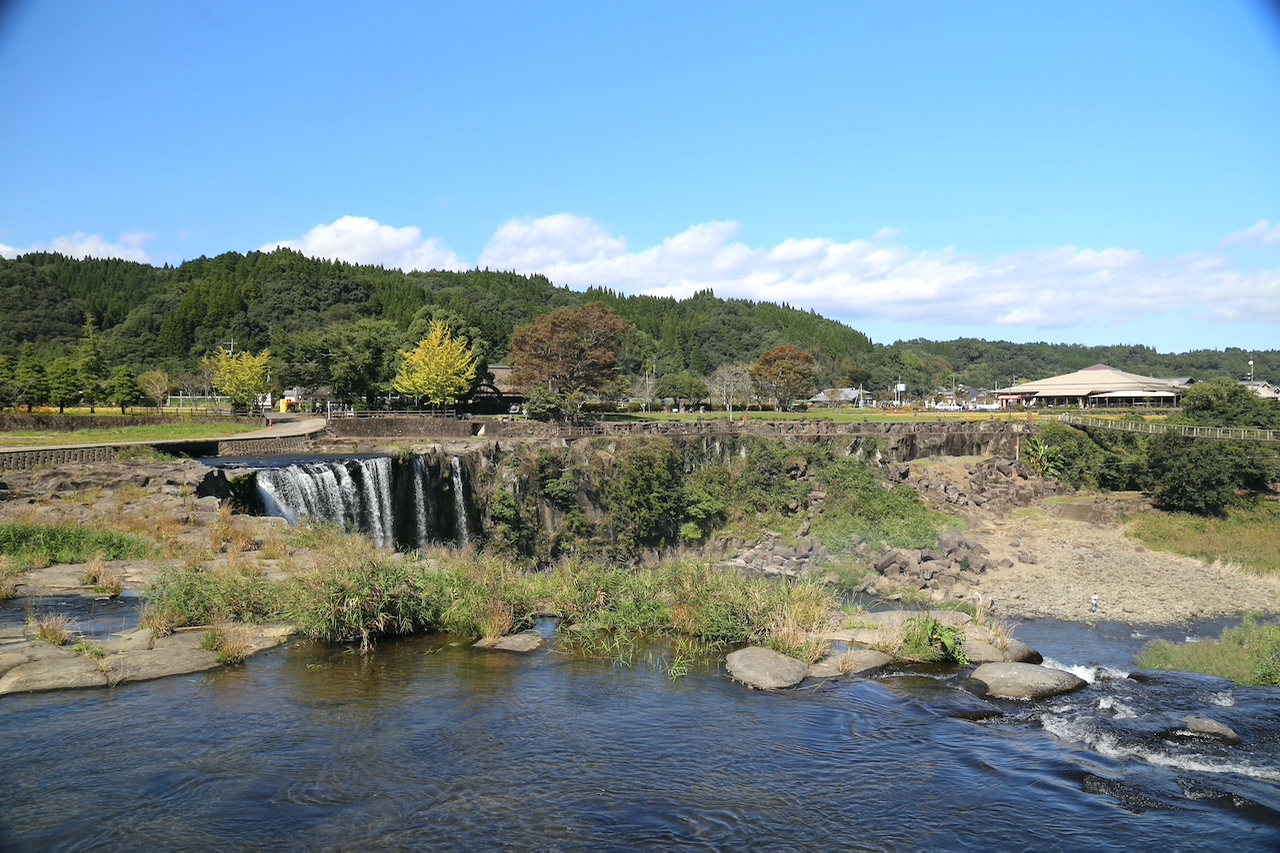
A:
[[31, 612, 74, 646], [145, 530, 842, 658], [1138, 615, 1280, 686], [81, 553, 124, 596], [1126, 503, 1280, 576]]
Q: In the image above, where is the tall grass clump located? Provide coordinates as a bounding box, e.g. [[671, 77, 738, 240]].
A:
[[1127, 503, 1280, 577], [81, 553, 124, 596], [31, 612, 74, 646], [0, 555, 20, 600], [142, 563, 274, 635], [0, 523, 152, 569], [280, 539, 420, 649], [1139, 615, 1280, 686]]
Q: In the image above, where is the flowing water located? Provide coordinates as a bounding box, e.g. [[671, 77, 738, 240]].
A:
[[2, 620, 1279, 851], [217, 455, 473, 552], [11, 457, 1273, 848]]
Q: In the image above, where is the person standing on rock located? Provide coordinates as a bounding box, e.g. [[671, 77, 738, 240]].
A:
[[1090, 594, 1099, 614]]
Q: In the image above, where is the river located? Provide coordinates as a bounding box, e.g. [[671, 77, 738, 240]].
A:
[[2, 616, 1278, 851]]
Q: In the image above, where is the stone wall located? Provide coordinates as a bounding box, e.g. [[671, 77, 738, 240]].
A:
[[0, 445, 123, 471]]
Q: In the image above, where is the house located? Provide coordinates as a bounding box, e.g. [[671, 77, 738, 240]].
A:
[[1243, 380, 1280, 401], [808, 388, 867, 408], [998, 364, 1193, 408]]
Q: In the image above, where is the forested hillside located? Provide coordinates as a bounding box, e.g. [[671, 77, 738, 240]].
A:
[[0, 250, 1273, 399]]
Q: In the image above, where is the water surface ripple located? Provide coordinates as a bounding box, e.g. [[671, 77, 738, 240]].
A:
[[2, 628, 1278, 851]]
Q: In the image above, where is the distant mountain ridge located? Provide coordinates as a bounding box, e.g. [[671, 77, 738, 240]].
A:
[[0, 250, 1272, 392]]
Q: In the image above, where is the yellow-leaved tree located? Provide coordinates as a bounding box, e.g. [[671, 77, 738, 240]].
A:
[[392, 321, 478, 408], [205, 348, 272, 411]]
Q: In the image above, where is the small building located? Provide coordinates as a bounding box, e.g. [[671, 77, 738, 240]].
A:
[[1243, 380, 1280, 401], [808, 388, 868, 408], [999, 364, 1193, 408]]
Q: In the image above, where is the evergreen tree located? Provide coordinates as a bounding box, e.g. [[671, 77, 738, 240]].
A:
[[0, 355, 12, 410], [14, 343, 48, 412], [108, 366, 143, 414], [76, 316, 108, 413], [48, 357, 80, 413]]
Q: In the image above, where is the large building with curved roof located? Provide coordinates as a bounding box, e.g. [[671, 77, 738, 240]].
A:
[[999, 364, 1193, 408]]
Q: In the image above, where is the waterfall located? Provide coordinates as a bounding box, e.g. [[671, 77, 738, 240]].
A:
[[450, 456, 472, 548], [252, 454, 477, 551], [412, 456, 431, 548], [255, 457, 395, 548]]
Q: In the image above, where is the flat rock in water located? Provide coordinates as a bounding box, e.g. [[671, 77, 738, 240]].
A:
[[1179, 715, 1241, 744], [968, 662, 1087, 700], [0, 654, 108, 694], [726, 646, 808, 690], [807, 649, 892, 679], [473, 633, 545, 653]]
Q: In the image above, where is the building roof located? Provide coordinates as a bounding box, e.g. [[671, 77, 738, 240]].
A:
[[1003, 364, 1191, 400], [809, 388, 864, 404]]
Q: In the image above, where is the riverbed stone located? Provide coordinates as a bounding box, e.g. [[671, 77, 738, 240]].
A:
[[968, 662, 1087, 700], [806, 649, 892, 679], [473, 633, 546, 653], [0, 653, 109, 693], [726, 646, 808, 689], [1179, 716, 1240, 744]]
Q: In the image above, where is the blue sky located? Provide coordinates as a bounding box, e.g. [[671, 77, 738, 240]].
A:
[[2, 1, 1279, 355]]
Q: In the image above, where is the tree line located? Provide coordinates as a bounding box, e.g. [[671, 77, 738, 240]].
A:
[[1, 250, 1276, 413]]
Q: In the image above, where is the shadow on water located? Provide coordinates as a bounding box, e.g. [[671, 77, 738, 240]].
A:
[[1, 622, 1279, 851]]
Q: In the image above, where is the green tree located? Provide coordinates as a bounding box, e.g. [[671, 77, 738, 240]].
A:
[[750, 345, 817, 409], [0, 355, 13, 410], [1180, 378, 1280, 430], [14, 343, 48, 412], [108, 366, 143, 413], [205, 348, 272, 411], [655, 371, 709, 411], [1148, 436, 1273, 516], [76, 316, 108, 413], [47, 357, 80, 413]]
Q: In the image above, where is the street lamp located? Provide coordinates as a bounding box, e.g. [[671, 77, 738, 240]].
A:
[[1249, 360, 1254, 383]]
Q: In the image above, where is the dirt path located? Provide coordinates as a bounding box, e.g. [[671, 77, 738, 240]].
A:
[[967, 513, 1280, 625]]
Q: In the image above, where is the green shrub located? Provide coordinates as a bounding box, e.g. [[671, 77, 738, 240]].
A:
[[900, 617, 971, 665]]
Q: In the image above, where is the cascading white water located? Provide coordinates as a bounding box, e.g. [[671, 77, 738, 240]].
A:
[[256, 458, 396, 547], [450, 456, 471, 547], [254, 454, 476, 550], [412, 456, 431, 548]]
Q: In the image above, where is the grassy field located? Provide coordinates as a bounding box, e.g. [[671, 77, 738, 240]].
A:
[[1126, 502, 1280, 577], [0, 421, 260, 447]]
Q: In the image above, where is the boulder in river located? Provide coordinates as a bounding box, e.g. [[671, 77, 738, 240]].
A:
[[726, 646, 808, 690], [968, 662, 1087, 700], [1177, 715, 1240, 744], [473, 633, 546, 653]]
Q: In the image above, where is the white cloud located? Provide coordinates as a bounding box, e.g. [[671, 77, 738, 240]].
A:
[[1222, 219, 1280, 248], [261, 215, 465, 271], [474, 214, 1280, 329], [0, 231, 154, 262]]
